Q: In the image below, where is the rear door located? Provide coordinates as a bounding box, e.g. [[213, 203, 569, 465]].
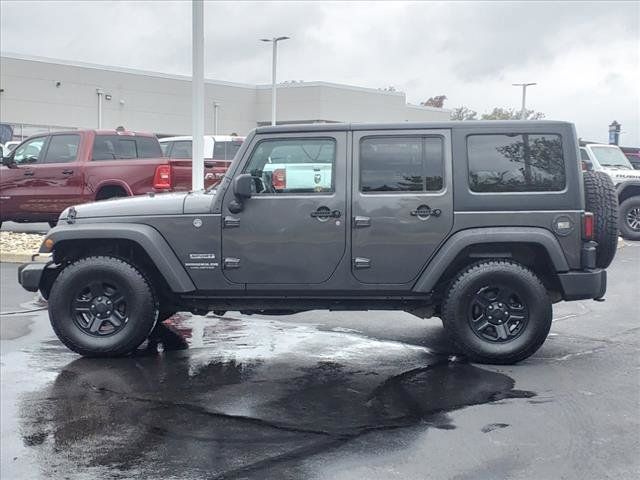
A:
[[34, 133, 85, 214], [351, 129, 453, 284]]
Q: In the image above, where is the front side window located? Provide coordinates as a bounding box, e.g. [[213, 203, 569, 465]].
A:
[[360, 136, 444, 192], [13, 137, 46, 164], [580, 148, 590, 161], [468, 134, 565, 192], [43, 134, 80, 163], [243, 138, 336, 194], [213, 140, 243, 160]]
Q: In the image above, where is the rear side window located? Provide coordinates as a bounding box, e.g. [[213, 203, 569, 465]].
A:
[[43, 135, 80, 163], [170, 140, 192, 159], [213, 140, 243, 160], [160, 141, 171, 156], [92, 135, 159, 160], [360, 136, 444, 192], [467, 134, 565, 192], [137, 137, 162, 158]]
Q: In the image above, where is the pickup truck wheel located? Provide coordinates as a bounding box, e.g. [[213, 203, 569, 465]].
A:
[[583, 171, 618, 267], [48, 256, 158, 357], [442, 260, 552, 365], [618, 197, 640, 241]]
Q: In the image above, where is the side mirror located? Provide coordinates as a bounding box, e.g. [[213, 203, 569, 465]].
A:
[[581, 160, 593, 171], [233, 173, 253, 199], [2, 155, 15, 167]]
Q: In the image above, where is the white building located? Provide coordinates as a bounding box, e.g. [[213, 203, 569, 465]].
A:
[[0, 52, 450, 141]]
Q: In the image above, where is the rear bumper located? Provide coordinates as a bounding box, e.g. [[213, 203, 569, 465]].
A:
[[558, 269, 607, 301], [18, 262, 49, 292]]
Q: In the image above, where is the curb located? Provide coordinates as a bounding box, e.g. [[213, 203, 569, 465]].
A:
[[0, 252, 49, 263]]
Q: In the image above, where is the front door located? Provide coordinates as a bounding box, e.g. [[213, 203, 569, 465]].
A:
[[351, 129, 453, 284], [0, 136, 48, 220], [221, 132, 347, 285]]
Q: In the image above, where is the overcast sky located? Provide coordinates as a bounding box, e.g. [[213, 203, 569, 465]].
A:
[[1, 0, 638, 144]]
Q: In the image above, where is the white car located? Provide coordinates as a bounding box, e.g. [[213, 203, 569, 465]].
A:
[[3, 140, 21, 153], [159, 135, 244, 161], [580, 143, 640, 240], [159, 135, 245, 186]]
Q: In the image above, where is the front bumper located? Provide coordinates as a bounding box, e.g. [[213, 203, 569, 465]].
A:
[[18, 262, 50, 292], [558, 269, 607, 301]]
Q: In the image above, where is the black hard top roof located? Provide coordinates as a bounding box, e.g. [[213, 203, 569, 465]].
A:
[[255, 120, 573, 134]]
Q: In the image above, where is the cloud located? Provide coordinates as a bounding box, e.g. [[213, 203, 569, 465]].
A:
[[1, 0, 638, 144]]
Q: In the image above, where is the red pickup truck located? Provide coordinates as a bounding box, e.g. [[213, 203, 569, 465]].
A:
[[0, 130, 206, 227]]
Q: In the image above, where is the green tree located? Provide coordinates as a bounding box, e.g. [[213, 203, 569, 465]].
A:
[[481, 107, 545, 120], [450, 105, 478, 121], [421, 95, 447, 108]]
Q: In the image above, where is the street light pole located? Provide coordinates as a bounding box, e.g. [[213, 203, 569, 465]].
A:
[[192, 0, 205, 191], [512, 82, 537, 120], [261, 36, 290, 126]]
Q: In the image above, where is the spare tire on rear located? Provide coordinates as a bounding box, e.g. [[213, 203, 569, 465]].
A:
[[583, 170, 618, 268]]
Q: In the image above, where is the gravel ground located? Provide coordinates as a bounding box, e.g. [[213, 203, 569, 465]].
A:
[[0, 232, 45, 256]]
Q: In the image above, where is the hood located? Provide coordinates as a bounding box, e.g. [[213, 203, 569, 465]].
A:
[[601, 168, 640, 185], [60, 191, 189, 221]]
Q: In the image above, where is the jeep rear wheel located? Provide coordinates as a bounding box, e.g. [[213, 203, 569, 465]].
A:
[[48, 256, 158, 357], [442, 260, 552, 365], [618, 196, 640, 241]]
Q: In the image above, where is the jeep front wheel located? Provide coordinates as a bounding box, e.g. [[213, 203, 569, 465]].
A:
[[441, 260, 552, 365], [48, 256, 158, 357], [619, 196, 640, 241]]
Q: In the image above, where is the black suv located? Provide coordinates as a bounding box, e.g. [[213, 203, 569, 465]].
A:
[[18, 121, 619, 364]]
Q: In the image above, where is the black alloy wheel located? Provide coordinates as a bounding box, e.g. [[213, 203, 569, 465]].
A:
[[72, 281, 128, 337], [468, 285, 529, 343], [625, 206, 640, 232]]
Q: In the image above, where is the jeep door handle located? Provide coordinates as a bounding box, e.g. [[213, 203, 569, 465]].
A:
[[354, 216, 371, 228], [310, 207, 341, 219], [62, 169, 74, 175], [23, 170, 34, 176]]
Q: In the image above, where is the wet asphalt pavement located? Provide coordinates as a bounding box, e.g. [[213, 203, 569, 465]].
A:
[[1, 244, 639, 479]]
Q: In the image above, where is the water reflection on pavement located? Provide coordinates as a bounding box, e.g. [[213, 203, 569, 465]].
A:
[[14, 314, 532, 479]]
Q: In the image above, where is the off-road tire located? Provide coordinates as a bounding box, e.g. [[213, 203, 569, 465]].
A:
[[618, 196, 640, 241], [583, 171, 618, 267], [48, 256, 158, 357], [441, 260, 552, 365]]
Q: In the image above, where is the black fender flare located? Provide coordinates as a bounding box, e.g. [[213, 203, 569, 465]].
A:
[[616, 180, 640, 200], [412, 227, 570, 293], [41, 223, 196, 293]]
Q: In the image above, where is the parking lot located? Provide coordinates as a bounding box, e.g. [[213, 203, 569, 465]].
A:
[[1, 241, 638, 480]]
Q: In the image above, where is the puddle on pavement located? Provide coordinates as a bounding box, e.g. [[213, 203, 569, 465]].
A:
[[14, 315, 535, 479]]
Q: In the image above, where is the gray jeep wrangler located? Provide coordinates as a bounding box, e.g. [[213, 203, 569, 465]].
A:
[[18, 121, 618, 364]]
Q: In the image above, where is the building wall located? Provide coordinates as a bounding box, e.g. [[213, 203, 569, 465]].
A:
[[0, 53, 450, 138]]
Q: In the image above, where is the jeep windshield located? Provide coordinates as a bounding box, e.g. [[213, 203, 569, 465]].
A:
[[591, 146, 634, 169]]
